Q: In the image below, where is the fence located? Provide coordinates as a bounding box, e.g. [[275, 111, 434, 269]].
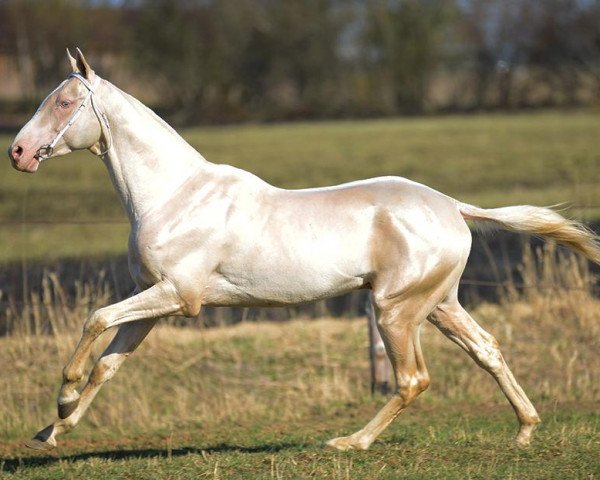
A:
[[2, 212, 598, 391], [1, 208, 599, 299], [1, 204, 599, 226], [0, 212, 598, 319]]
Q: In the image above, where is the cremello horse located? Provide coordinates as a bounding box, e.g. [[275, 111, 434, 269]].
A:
[[9, 50, 600, 451]]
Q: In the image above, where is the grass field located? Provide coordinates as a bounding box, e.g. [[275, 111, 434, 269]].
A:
[[1, 406, 597, 479], [1, 111, 599, 478], [1, 110, 599, 262], [1, 260, 599, 478]]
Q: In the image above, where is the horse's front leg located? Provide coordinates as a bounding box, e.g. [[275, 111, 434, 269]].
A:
[[56, 281, 185, 420], [26, 318, 159, 450]]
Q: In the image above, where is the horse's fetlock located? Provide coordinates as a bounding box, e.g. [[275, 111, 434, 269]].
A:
[[62, 367, 83, 385], [60, 415, 77, 431], [523, 413, 541, 426]]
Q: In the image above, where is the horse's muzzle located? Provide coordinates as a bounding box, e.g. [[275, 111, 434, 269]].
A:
[[7, 142, 41, 173]]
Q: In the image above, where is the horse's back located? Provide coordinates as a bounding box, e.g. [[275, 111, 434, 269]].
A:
[[280, 175, 470, 245]]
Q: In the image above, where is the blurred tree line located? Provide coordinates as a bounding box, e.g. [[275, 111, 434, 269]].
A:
[[1, 0, 600, 124]]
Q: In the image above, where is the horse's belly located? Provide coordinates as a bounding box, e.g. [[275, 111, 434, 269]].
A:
[[200, 209, 374, 306], [202, 258, 369, 307]]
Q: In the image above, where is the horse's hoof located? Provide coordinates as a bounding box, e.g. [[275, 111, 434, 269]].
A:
[[58, 397, 79, 419], [326, 435, 370, 451], [24, 425, 57, 451], [515, 421, 539, 447], [24, 437, 56, 451], [515, 432, 533, 447]]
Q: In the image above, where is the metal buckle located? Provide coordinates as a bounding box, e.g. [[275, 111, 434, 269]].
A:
[[34, 144, 53, 161]]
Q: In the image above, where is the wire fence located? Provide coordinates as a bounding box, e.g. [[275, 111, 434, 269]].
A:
[[459, 278, 597, 292], [0, 219, 129, 225], [0, 204, 599, 226], [0, 259, 597, 311], [0, 205, 598, 311]]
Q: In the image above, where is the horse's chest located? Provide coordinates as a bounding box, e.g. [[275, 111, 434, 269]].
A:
[[127, 225, 179, 285], [127, 232, 162, 287]]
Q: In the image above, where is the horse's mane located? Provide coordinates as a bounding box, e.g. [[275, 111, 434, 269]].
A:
[[106, 80, 196, 149]]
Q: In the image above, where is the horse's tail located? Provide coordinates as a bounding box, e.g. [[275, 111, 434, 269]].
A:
[[458, 202, 600, 265]]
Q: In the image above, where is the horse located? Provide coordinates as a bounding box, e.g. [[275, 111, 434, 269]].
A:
[[9, 49, 600, 452]]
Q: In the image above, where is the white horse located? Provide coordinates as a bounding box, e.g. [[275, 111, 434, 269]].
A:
[[9, 50, 600, 451]]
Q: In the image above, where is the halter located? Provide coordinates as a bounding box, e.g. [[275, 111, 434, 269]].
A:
[[35, 72, 112, 161]]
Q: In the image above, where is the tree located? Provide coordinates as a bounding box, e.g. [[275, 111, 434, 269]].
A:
[[1, 0, 123, 99], [127, 0, 219, 122], [365, 0, 455, 114]]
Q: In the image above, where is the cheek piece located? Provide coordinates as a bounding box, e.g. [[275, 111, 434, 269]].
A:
[[35, 73, 111, 162]]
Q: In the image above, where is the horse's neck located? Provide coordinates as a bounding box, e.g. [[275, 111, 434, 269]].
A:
[[101, 84, 210, 222]]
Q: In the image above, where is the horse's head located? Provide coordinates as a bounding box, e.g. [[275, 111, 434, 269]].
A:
[[8, 49, 106, 173]]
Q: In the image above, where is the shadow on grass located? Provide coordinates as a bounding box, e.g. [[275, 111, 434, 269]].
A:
[[2, 441, 299, 473]]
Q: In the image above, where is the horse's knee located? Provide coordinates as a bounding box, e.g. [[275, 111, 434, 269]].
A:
[[84, 310, 109, 337]]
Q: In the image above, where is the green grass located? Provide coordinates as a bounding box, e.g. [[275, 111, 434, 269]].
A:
[[1, 110, 599, 262], [1, 407, 598, 479]]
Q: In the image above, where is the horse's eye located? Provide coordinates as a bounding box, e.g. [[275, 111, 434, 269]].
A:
[[60, 100, 71, 109]]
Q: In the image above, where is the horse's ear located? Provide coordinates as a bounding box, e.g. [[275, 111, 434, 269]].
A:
[[67, 48, 78, 72], [75, 48, 95, 81]]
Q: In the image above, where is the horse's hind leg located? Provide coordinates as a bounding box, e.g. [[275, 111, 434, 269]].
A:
[[327, 297, 433, 451], [25, 319, 158, 450], [428, 288, 540, 445]]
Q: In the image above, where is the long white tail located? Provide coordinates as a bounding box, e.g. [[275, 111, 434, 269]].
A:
[[458, 203, 600, 265]]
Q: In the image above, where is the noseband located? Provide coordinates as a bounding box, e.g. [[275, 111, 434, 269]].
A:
[[35, 73, 112, 161]]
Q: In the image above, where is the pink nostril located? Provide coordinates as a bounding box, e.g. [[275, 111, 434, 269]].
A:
[[11, 145, 23, 160]]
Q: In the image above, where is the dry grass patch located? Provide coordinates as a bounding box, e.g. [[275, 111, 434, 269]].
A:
[[1, 290, 598, 443]]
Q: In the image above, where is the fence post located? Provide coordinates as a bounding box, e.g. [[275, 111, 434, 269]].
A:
[[366, 293, 393, 395]]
